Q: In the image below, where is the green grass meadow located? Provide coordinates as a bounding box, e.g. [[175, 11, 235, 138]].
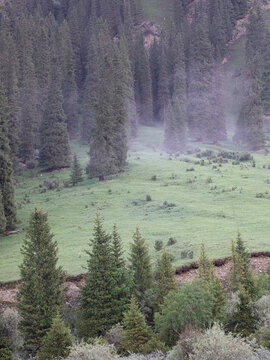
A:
[[1, 126, 270, 282]]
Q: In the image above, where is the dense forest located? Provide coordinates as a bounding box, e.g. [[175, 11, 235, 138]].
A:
[[1, 0, 270, 359]]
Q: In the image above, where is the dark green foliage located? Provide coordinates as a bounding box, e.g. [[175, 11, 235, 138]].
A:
[[230, 233, 256, 298], [262, 32, 270, 116], [39, 59, 71, 171], [70, 155, 83, 186], [134, 35, 154, 126], [236, 8, 265, 149], [0, 190, 6, 234], [36, 314, 73, 360], [156, 42, 169, 124], [155, 280, 214, 346], [0, 82, 16, 231], [153, 249, 177, 311], [78, 214, 118, 339], [120, 296, 153, 355], [17, 208, 65, 354], [0, 321, 14, 360], [231, 0, 247, 20], [111, 225, 133, 323], [129, 227, 153, 303], [232, 288, 257, 337]]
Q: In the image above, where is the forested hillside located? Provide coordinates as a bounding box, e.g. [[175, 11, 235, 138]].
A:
[[2, 0, 270, 233]]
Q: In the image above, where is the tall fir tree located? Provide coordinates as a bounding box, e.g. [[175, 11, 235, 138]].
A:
[[78, 214, 118, 339], [0, 190, 6, 234], [153, 249, 177, 311], [129, 228, 153, 303], [0, 82, 16, 231], [134, 35, 154, 126], [17, 209, 65, 354], [39, 59, 71, 170], [111, 225, 133, 323]]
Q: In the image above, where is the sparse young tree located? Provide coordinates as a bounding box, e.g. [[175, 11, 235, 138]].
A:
[[70, 154, 83, 186], [17, 209, 65, 354]]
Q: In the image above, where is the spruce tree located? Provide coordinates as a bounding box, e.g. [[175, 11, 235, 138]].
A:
[[232, 287, 257, 337], [70, 155, 83, 186], [39, 59, 71, 171], [120, 296, 153, 355], [129, 228, 153, 303], [153, 249, 177, 311], [0, 82, 16, 231], [36, 314, 73, 360], [17, 208, 65, 354], [0, 190, 6, 234], [262, 31, 270, 116], [78, 214, 118, 339], [156, 41, 170, 125], [111, 225, 133, 323]]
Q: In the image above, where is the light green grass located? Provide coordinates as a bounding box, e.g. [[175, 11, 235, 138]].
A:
[[1, 126, 270, 282]]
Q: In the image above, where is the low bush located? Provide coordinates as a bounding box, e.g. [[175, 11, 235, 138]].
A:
[[64, 343, 119, 360]]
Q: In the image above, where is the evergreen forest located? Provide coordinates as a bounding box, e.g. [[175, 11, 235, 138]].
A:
[[1, 0, 270, 359]]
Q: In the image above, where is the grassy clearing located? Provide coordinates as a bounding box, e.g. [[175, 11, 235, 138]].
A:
[[1, 126, 270, 281]]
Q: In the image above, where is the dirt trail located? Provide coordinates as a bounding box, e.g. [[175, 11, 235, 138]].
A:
[[0, 255, 269, 310]]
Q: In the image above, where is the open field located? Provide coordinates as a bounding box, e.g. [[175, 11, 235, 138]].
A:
[[1, 126, 270, 282]]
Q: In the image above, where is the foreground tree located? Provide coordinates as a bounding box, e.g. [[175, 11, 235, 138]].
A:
[[17, 209, 65, 354], [129, 228, 153, 303], [78, 214, 118, 339], [36, 314, 73, 360], [120, 296, 153, 355], [0, 321, 14, 360]]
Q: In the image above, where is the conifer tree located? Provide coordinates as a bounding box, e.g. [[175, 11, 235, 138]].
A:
[[156, 42, 170, 124], [17, 208, 65, 354], [36, 314, 73, 360], [111, 225, 133, 323], [232, 287, 257, 337], [262, 32, 270, 116], [0, 321, 14, 360], [130, 0, 144, 25], [0, 82, 16, 231], [0, 190, 6, 234], [230, 233, 256, 298], [153, 249, 177, 311], [120, 296, 153, 355], [129, 228, 153, 303], [70, 155, 83, 186], [39, 59, 71, 170], [231, 0, 248, 20], [78, 214, 118, 339], [198, 243, 213, 283], [134, 35, 154, 126]]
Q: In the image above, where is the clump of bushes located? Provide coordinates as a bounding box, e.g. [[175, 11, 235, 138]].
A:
[[155, 240, 163, 252], [167, 238, 177, 246], [146, 195, 152, 202]]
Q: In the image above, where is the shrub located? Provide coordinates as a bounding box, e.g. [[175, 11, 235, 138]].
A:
[[188, 324, 254, 360], [155, 240, 163, 252], [0, 308, 23, 350], [206, 177, 213, 184], [146, 195, 152, 202], [105, 324, 123, 351], [64, 343, 119, 360], [122, 352, 167, 360], [254, 347, 270, 360], [155, 281, 214, 346], [255, 295, 270, 328], [26, 160, 36, 169], [167, 238, 177, 246], [151, 175, 157, 181]]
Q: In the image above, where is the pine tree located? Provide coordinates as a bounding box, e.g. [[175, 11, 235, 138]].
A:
[[111, 225, 133, 323], [0, 190, 6, 234], [198, 243, 213, 283], [39, 59, 71, 171], [134, 35, 154, 126], [17, 208, 65, 354], [130, 0, 144, 25], [120, 296, 153, 355], [36, 314, 73, 360], [78, 214, 118, 339], [0, 321, 14, 360], [129, 228, 153, 303], [153, 249, 177, 311], [231, 0, 248, 20], [0, 82, 16, 231], [70, 155, 83, 186], [156, 41, 170, 124], [262, 31, 270, 116], [230, 233, 256, 298], [232, 287, 257, 337]]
